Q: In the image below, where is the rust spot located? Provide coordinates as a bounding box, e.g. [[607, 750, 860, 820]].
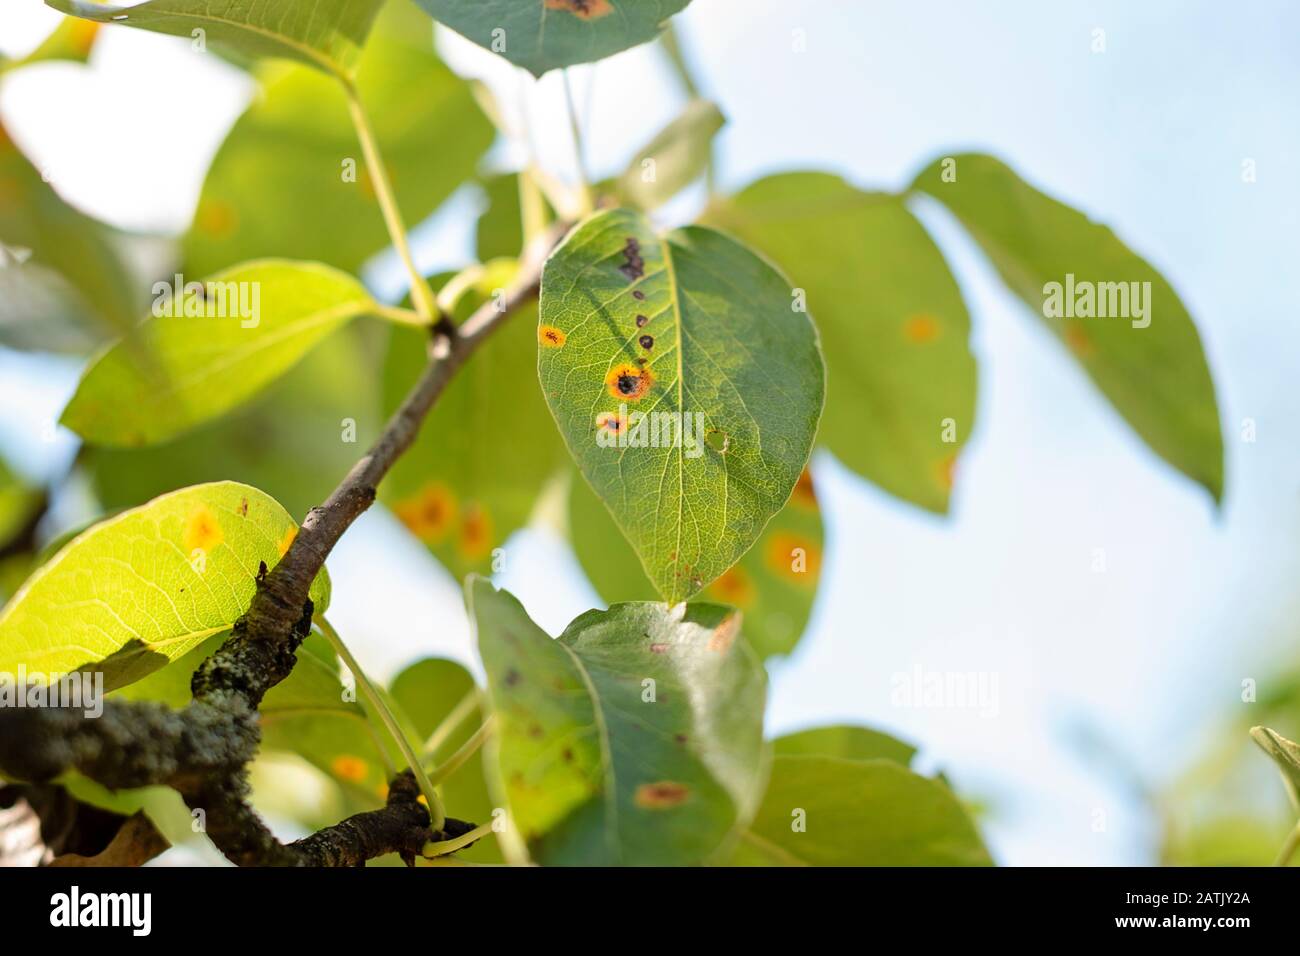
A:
[[937, 453, 957, 491], [596, 410, 627, 435], [765, 532, 821, 583], [538, 324, 567, 348], [68, 20, 101, 56], [1064, 322, 1093, 357], [183, 505, 224, 555], [237, 497, 249, 516], [605, 362, 654, 401], [903, 313, 941, 343], [674, 733, 688, 745], [195, 198, 238, 238], [649, 642, 670, 654], [708, 613, 740, 653], [619, 237, 644, 280], [544, 0, 614, 20], [635, 314, 648, 328], [632, 290, 646, 300], [331, 755, 369, 783], [458, 503, 493, 560], [638, 334, 654, 350], [562, 747, 574, 763], [528, 723, 544, 739], [707, 566, 756, 609], [791, 467, 817, 510], [504, 668, 522, 687], [634, 781, 691, 809], [394, 483, 456, 543]]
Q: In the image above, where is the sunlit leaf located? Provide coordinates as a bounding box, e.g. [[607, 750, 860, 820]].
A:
[[382, 261, 568, 579], [705, 173, 975, 513], [0, 17, 101, 74], [46, 0, 386, 78], [62, 260, 374, 446], [772, 724, 917, 767], [568, 465, 823, 660], [618, 99, 723, 210], [911, 152, 1223, 502], [468, 577, 767, 865], [539, 209, 824, 603], [184, 28, 492, 277], [727, 755, 991, 866], [0, 481, 330, 691], [1251, 726, 1300, 812], [415, 0, 692, 77]]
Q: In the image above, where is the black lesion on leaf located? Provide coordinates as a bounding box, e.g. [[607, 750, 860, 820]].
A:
[[635, 314, 648, 328], [639, 335, 653, 350], [619, 237, 644, 280]]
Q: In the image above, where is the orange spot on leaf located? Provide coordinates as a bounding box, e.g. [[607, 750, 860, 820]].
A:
[[903, 313, 941, 343], [183, 504, 224, 554], [790, 467, 817, 510], [544, 0, 614, 18], [937, 454, 957, 491], [330, 755, 369, 783], [394, 483, 457, 543], [634, 780, 691, 809], [1064, 322, 1094, 357], [277, 525, 297, 557], [539, 324, 567, 348], [605, 363, 654, 401], [458, 503, 493, 560], [194, 198, 238, 238], [707, 566, 756, 609], [766, 532, 820, 583]]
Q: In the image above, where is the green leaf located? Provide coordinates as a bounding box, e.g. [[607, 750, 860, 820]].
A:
[[617, 99, 723, 211], [0, 481, 329, 691], [382, 261, 568, 579], [468, 577, 767, 865], [1250, 726, 1300, 812], [46, 0, 385, 78], [772, 724, 917, 767], [539, 209, 825, 603], [415, 0, 692, 78], [83, 324, 383, 519], [475, 174, 524, 263], [704, 173, 976, 513], [911, 152, 1224, 502], [389, 658, 500, 863], [61, 260, 374, 446], [0, 17, 101, 74], [0, 122, 138, 353], [183, 30, 492, 277], [728, 756, 991, 866], [0, 458, 43, 555], [568, 465, 823, 660]]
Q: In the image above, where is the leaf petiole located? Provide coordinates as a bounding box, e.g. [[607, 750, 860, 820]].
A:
[[314, 616, 446, 831], [426, 715, 494, 786], [422, 821, 495, 859]]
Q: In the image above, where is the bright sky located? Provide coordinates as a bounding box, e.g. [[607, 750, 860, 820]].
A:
[[2, 0, 1298, 865]]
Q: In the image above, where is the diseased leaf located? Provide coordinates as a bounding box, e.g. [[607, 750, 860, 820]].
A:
[[728, 755, 991, 866], [539, 209, 824, 603], [618, 99, 723, 211], [0, 121, 138, 353], [568, 465, 823, 660], [184, 28, 492, 277], [468, 577, 767, 865], [61, 260, 374, 446], [46, 0, 385, 78], [383, 261, 568, 579], [705, 173, 976, 513], [773, 724, 917, 767], [911, 152, 1224, 501], [416, 0, 692, 77], [0, 481, 330, 691], [1250, 726, 1300, 812]]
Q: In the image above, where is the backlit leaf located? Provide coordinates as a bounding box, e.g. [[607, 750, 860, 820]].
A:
[[415, 0, 692, 77], [911, 152, 1223, 502], [772, 724, 917, 767], [727, 755, 991, 866], [46, 0, 386, 78], [184, 27, 492, 276], [468, 577, 767, 865], [568, 465, 823, 660], [1250, 726, 1300, 812], [539, 209, 825, 603], [617, 99, 723, 211], [0, 482, 330, 691], [61, 260, 374, 446], [705, 173, 976, 513]]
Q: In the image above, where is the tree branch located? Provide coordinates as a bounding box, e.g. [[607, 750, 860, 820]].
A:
[[0, 225, 567, 866]]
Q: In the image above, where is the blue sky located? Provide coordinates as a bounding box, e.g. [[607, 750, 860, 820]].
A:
[[3, 1, 1299, 864]]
